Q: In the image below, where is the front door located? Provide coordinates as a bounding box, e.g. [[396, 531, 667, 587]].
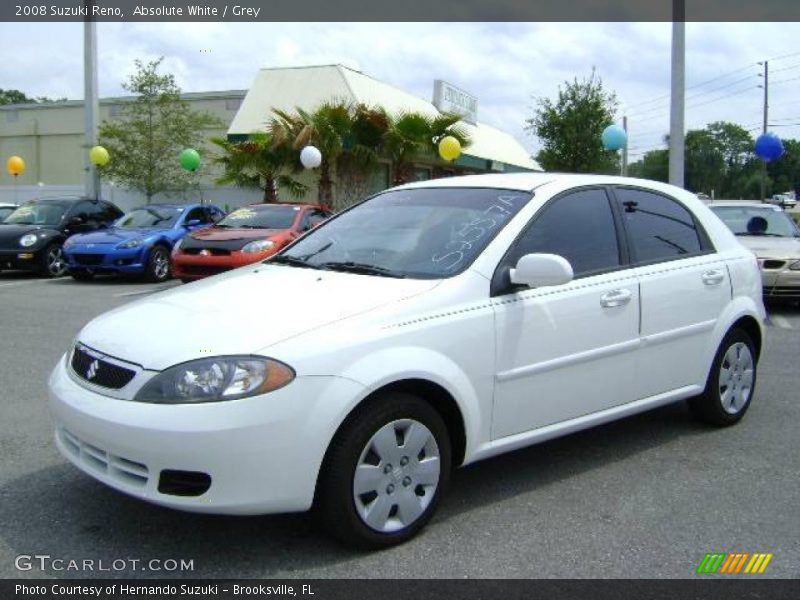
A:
[[491, 188, 640, 439]]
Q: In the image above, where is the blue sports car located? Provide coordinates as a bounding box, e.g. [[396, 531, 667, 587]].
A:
[[63, 203, 225, 282]]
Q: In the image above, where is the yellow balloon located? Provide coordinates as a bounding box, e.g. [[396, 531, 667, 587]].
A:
[[90, 145, 110, 167], [6, 155, 25, 177], [438, 136, 461, 161]]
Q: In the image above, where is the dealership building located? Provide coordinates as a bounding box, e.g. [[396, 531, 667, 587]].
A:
[[0, 64, 539, 209]]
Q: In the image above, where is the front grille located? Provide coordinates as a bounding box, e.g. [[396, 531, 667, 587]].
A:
[[72, 254, 105, 266], [182, 248, 231, 256], [71, 346, 136, 389], [765, 286, 800, 298], [762, 259, 786, 270], [58, 426, 149, 488]]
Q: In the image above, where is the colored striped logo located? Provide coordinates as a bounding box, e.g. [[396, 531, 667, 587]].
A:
[[697, 553, 773, 574]]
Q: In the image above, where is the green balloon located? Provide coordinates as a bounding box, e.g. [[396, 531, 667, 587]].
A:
[[179, 148, 201, 171]]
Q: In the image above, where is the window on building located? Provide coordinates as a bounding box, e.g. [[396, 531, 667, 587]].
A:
[[614, 188, 703, 264], [108, 104, 122, 118], [505, 188, 621, 278]]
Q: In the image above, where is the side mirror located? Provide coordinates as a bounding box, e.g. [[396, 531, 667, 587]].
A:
[[185, 219, 202, 228], [68, 216, 85, 226], [509, 253, 574, 288]]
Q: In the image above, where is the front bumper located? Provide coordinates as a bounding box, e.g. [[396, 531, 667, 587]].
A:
[[0, 248, 44, 271], [172, 249, 273, 280], [760, 265, 800, 299], [63, 246, 147, 275], [48, 357, 364, 515]]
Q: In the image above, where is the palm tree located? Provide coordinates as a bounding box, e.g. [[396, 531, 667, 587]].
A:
[[210, 134, 306, 203], [384, 112, 471, 185]]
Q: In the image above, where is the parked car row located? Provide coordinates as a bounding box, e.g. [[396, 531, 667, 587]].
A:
[[0, 197, 331, 283]]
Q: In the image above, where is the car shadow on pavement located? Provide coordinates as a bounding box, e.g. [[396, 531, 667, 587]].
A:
[[0, 402, 713, 578]]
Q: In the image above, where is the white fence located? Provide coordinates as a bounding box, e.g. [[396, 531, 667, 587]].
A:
[[0, 184, 266, 213]]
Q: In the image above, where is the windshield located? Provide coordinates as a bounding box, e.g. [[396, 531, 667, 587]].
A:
[[0, 207, 16, 221], [115, 207, 183, 229], [218, 206, 300, 229], [273, 188, 532, 279], [710, 206, 800, 238], [4, 202, 69, 226]]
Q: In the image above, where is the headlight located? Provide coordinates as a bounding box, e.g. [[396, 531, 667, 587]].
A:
[[117, 238, 144, 249], [789, 260, 800, 271], [19, 233, 38, 247], [242, 240, 275, 254], [134, 356, 295, 404]]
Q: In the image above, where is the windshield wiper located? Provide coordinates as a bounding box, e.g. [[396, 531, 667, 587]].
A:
[[317, 261, 406, 278], [736, 232, 785, 237], [268, 255, 321, 269]]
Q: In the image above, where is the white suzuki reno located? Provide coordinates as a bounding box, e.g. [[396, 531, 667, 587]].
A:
[[49, 174, 765, 548]]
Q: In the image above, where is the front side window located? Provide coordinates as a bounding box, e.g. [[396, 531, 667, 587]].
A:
[[276, 188, 532, 279], [504, 188, 621, 278], [615, 188, 703, 263]]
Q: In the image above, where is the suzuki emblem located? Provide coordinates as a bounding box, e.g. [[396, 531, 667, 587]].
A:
[[86, 360, 100, 380]]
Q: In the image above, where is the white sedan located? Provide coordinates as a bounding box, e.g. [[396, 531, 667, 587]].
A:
[[48, 173, 765, 548]]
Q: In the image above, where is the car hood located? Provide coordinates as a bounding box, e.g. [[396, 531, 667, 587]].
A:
[[0, 224, 55, 246], [70, 228, 166, 245], [737, 236, 800, 259], [77, 264, 440, 371], [189, 227, 284, 241]]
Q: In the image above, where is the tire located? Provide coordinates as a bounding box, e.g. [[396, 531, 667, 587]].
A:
[[688, 328, 757, 426], [145, 246, 171, 283], [70, 271, 95, 282], [315, 392, 452, 549], [38, 243, 67, 278]]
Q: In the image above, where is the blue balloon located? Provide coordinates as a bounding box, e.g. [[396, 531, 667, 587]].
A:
[[754, 132, 784, 161], [601, 124, 627, 151]]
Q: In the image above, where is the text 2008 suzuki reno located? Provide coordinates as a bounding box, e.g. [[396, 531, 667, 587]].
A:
[[49, 173, 765, 548]]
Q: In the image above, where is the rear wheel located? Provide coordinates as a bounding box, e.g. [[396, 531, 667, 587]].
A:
[[315, 392, 451, 549], [145, 246, 171, 282], [38, 243, 67, 278], [689, 328, 757, 426]]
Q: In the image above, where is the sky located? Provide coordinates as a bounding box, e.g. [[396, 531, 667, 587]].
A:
[[2, 21, 800, 162]]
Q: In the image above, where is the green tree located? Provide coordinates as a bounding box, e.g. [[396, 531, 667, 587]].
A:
[[628, 148, 669, 183], [526, 70, 619, 173], [99, 58, 220, 202], [767, 138, 800, 196], [685, 129, 726, 196], [0, 89, 66, 105], [210, 134, 306, 203]]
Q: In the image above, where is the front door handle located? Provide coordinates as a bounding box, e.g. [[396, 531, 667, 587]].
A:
[[600, 288, 633, 308], [702, 269, 725, 286]]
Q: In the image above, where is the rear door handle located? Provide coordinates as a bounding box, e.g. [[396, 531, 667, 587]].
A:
[[702, 269, 725, 286], [600, 288, 633, 308]]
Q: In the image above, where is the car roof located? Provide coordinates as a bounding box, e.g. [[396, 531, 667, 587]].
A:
[[708, 201, 782, 209], [238, 203, 323, 210]]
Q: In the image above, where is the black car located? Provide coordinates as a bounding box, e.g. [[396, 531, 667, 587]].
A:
[[0, 197, 123, 277]]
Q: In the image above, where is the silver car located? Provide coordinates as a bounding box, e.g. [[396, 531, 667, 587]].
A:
[[710, 202, 800, 300]]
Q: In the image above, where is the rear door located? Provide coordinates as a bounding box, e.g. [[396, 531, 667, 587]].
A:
[[610, 186, 730, 398]]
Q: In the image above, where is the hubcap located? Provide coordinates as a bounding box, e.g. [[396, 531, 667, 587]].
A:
[[48, 246, 66, 276], [352, 419, 440, 533], [718, 342, 754, 415], [153, 251, 169, 279]]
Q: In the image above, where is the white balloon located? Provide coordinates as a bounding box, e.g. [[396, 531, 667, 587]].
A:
[[300, 145, 322, 169]]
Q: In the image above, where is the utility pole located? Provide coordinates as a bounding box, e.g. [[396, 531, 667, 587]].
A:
[[669, 0, 685, 188], [83, 1, 100, 200], [759, 60, 769, 201], [621, 115, 628, 176]]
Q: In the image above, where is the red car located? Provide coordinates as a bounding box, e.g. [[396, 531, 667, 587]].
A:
[[171, 203, 332, 282]]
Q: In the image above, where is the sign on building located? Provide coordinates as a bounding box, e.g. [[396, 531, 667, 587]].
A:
[[433, 80, 478, 124]]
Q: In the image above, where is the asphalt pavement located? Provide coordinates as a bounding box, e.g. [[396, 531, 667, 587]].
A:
[[0, 271, 798, 579]]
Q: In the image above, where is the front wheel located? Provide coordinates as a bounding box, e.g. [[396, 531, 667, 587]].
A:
[[315, 392, 451, 549], [145, 246, 171, 282], [689, 328, 757, 426], [38, 243, 67, 278]]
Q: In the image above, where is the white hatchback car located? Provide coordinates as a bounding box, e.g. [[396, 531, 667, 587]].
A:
[[49, 174, 765, 548]]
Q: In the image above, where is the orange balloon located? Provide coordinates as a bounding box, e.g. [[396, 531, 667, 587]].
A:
[[6, 156, 25, 177]]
